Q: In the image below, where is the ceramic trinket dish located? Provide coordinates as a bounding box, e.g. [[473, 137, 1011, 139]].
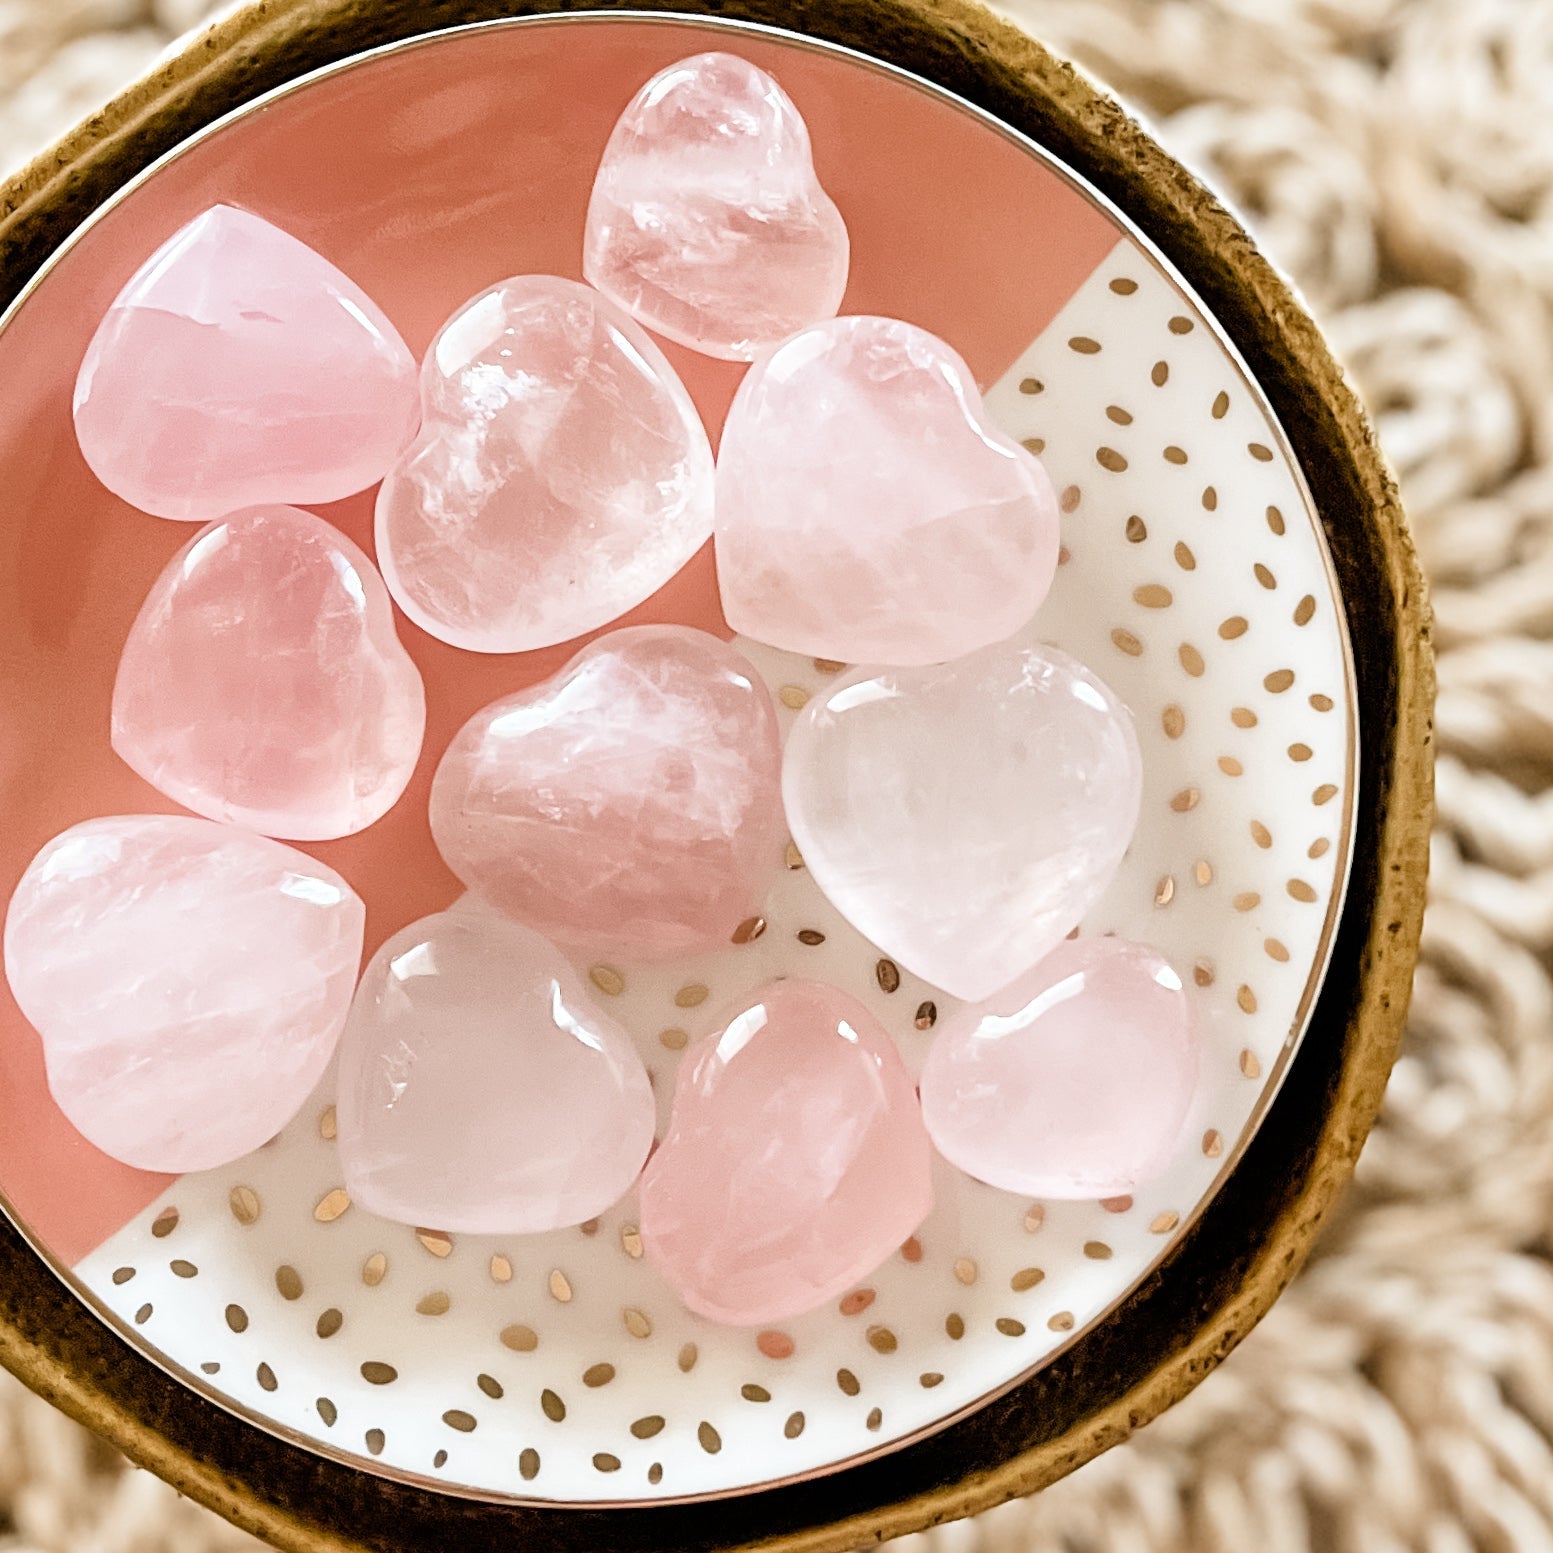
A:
[[0, 5, 1428, 1551]]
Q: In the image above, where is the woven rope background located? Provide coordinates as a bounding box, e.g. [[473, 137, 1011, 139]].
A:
[[0, 0, 1542, 1547]]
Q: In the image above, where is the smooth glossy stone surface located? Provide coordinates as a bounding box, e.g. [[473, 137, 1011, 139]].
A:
[[336, 908, 654, 1234], [430, 626, 783, 959], [784, 641, 1142, 1001], [112, 505, 426, 841], [584, 51, 849, 361], [639, 979, 932, 1324], [73, 205, 418, 522], [3, 815, 364, 1173], [920, 938, 1198, 1198], [376, 276, 714, 653], [716, 315, 1060, 665]]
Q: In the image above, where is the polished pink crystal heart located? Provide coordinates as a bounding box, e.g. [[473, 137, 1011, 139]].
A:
[[639, 979, 931, 1324], [783, 640, 1142, 1001], [3, 815, 364, 1173], [111, 505, 426, 841], [715, 315, 1061, 665], [375, 276, 714, 653], [335, 907, 654, 1233], [920, 938, 1198, 1198], [430, 625, 784, 959], [584, 51, 849, 361], [73, 205, 419, 522]]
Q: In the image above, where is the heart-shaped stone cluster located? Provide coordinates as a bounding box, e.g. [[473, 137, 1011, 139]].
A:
[[3, 49, 1202, 1330]]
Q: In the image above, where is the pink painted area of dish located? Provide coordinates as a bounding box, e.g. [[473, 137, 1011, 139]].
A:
[[0, 18, 1120, 1267]]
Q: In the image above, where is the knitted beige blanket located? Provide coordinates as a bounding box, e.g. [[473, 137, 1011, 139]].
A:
[[1, 1, 1542, 1548]]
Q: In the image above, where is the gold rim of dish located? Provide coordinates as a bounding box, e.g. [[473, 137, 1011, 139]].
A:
[[0, 2, 1432, 1549]]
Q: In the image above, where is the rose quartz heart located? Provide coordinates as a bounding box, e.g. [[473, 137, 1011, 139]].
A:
[[639, 979, 931, 1324], [335, 907, 655, 1234], [783, 640, 1142, 1001], [430, 625, 784, 959], [375, 276, 714, 653], [584, 51, 849, 360], [3, 815, 364, 1173], [921, 938, 1198, 1198], [111, 505, 425, 841], [73, 205, 418, 522], [715, 315, 1061, 665]]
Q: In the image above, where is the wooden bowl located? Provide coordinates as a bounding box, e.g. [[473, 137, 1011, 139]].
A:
[[0, 2, 1431, 1549]]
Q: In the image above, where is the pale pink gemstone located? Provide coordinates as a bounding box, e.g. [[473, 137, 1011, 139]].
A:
[[335, 908, 654, 1233], [111, 505, 426, 841], [921, 938, 1198, 1198], [3, 815, 364, 1173], [73, 205, 419, 522], [375, 276, 714, 653], [639, 979, 931, 1324], [430, 626, 783, 959], [584, 52, 849, 361], [783, 641, 1142, 1001], [715, 315, 1060, 665]]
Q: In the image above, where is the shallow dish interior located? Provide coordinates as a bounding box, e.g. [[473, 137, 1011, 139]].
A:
[[0, 12, 1355, 1507]]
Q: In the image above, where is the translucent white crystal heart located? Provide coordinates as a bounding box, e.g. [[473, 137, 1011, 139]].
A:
[[3, 815, 364, 1172], [584, 51, 849, 360], [920, 937, 1198, 1198], [639, 978, 932, 1324], [783, 640, 1142, 1001], [74, 204, 419, 522], [376, 275, 714, 653], [111, 505, 425, 841], [335, 907, 655, 1234], [715, 315, 1061, 665], [429, 625, 784, 960]]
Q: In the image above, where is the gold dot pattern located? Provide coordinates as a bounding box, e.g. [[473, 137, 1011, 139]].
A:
[[313, 1188, 350, 1223], [73, 238, 1352, 1506], [588, 965, 625, 997]]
